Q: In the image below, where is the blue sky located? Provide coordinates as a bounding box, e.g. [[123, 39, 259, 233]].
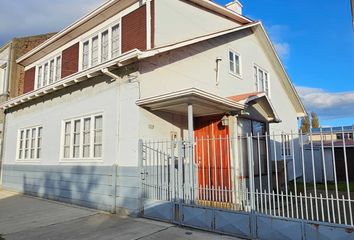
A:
[[1, 0, 353, 127]]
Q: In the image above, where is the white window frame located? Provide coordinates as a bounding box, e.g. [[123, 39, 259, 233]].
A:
[[35, 54, 62, 90], [254, 64, 270, 97], [228, 49, 242, 78], [281, 133, 292, 158], [16, 125, 43, 162], [79, 20, 121, 71], [60, 112, 104, 162]]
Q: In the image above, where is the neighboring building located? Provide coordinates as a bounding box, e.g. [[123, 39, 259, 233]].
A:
[[0, 34, 56, 166], [0, 0, 306, 214], [304, 126, 354, 182]]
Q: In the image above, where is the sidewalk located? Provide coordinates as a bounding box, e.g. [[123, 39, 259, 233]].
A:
[[0, 190, 242, 240]]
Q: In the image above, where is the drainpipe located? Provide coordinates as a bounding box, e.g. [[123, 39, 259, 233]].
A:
[[101, 68, 119, 214], [215, 57, 222, 86]]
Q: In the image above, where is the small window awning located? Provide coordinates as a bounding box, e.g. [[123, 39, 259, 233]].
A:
[[228, 92, 281, 123], [136, 88, 245, 117]]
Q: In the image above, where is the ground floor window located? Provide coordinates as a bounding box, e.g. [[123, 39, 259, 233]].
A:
[[17, 126, 42, 160], [61, 113, 103, 160]]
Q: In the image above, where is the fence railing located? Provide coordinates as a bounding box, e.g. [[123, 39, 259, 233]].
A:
[[140, 130, 354, 227]]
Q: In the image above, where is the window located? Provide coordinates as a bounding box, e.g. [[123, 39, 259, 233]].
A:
[[254, 65, 270, 96], [111, 24, 120, 58], [81, 23, 120, 70], [61, 114, 103, 160], [0, 64, 8, 94], [229, 50, 241, 76], [35, 55, 62, 89], [17, 126, 42, 161], [101, 31, 109, 62], [336, 132, 353, 140], [82, 41, 89, 70], [91, 36, 99, 67], [281, 134, 292, 157], [55, 56, 61, 82]]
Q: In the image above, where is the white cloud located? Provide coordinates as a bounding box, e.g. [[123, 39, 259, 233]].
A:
[[267, 24, 291, 60], [0, 0, 105, 45], [296, 86, 354, 119]]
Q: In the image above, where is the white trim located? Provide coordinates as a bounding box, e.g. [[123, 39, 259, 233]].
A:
[[15, 125, 43, 162], [228, 49, 242, 79], [253, 63, 270, 98], [146, 0, 152, 50], [60, 112, 104, 162]]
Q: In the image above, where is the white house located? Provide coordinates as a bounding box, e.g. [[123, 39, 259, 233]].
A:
[[0, 0, 306, 214]]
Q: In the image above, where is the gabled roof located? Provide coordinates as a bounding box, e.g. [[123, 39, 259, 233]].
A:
[[228, 92, 281, 123], [17, 0, 252, 66]]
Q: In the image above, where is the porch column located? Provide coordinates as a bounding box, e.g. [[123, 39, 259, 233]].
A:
[[187, 104, 195, 202]]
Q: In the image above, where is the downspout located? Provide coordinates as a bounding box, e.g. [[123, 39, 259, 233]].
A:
[[101, 68, 120, 214], [215, 57, 222, 86]]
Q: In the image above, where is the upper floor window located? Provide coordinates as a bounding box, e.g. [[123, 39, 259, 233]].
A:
[[0, 63, 8, 94], [36, 55, 62, 89], [62, 113, 103, 160], [81, 23, 121, 70], [17, 126, 43, 161], [229, 50, 241, 76], [254, 65, 270, 96]]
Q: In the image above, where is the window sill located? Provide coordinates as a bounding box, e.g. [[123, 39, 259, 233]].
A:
[[59, 159, 104, 164], [229, 71, 243, 80], [15, 159, 41, 164]]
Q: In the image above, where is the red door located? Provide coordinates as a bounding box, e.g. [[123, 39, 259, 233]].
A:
[[194, 115, 232, 203]]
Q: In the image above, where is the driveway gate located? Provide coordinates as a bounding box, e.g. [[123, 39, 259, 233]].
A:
[[139, 131, 354, 239]]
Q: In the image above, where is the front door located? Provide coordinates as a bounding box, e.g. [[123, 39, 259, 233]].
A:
[[194, 115, 231, 203]]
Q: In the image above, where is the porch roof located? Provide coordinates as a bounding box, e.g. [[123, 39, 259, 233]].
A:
[[136, 88, 245, 117], [228, 92, 281, 123]]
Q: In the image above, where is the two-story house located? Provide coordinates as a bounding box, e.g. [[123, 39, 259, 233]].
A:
[[0, 0, 305, 214]]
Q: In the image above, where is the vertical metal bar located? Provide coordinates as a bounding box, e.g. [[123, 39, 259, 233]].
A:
[[291, 131, 298, 218], [320, 193, 324, 221], [300, 130, 308, 220], [300, 192, 304, 219], [240, 135, 245, 206], [257, 132, 263, 213], [309, 129, 319, 221], [341, 127, 353, 226], [220, 136, 224, 203], [330, 128, 341, 224], [265, 132, 271, 216], [320, 128, 331, 222], [170, 141, 175, 201], [201, 137, 205, 200], [178, 140, 183, 202], [213, 137, 217, 202], [282, 132, 289, 218], [273, 132, 280, 215], [342, 195, 347, 225], [247, 133, 255, 211]]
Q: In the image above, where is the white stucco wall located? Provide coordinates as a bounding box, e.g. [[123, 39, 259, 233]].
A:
[[154, 0, 240, 47], [2, 76, 119, 167], [139, 28, 300, 134]]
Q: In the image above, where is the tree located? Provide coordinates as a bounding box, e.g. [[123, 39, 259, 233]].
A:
[[311, 111, 320, 129], [300, 116, 310, 133]]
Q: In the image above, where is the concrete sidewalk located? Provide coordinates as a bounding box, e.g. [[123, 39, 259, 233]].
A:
[[0, 190, 242, 240]]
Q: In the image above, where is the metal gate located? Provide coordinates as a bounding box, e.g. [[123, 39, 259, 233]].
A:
[[139, 131, 354, 239]]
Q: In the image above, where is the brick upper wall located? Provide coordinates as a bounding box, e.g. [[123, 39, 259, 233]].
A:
[[61, 42, 79, 78], [122, 5, 147, 53], [23, 67, 35, 94]]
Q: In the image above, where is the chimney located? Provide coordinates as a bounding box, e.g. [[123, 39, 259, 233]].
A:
[[225, 0, 243, 15]]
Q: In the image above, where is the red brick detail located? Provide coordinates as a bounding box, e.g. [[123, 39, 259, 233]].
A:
[[23, 67, 35, 94], [122, 5, 147, 53], [151, 0, 155, 48], [61, 42, 79, 78]]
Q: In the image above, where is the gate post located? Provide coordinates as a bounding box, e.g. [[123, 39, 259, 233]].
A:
[[138, 139, 144, 216], [247, 134, 257, 239]]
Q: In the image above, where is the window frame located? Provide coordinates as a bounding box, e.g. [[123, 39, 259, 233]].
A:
[[35, 53, 62, 90], [228, 49, 242, 78], [281, 133, 292, 158], [79, 20, 121, 71], [16, 125, 43, 162], [254, 64, 271, 97], [60, 112, 104, 162]]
